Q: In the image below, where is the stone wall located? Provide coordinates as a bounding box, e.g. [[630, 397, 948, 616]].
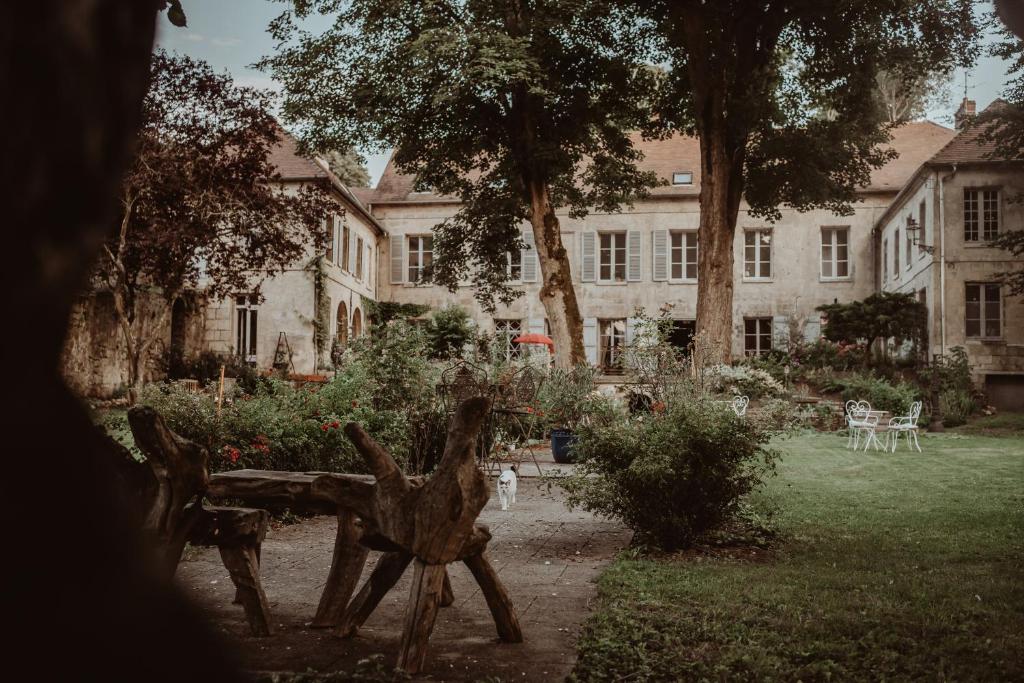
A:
[[61, 291, 205, 398]]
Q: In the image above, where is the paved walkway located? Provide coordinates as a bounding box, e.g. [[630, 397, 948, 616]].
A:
[[177, 477, 629, 680]]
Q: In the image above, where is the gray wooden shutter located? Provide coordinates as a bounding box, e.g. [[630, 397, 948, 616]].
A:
[[580, 232, 596, 282], [390, 234, 404, 284], [627, 230, 642, 282], [652, 230, 668, 282], [522, 230, 538, 283], [804, 315, 821, 342], [583, 317, 598, 365], [772, 315, 789, 351], [349, 230, 358, 276]]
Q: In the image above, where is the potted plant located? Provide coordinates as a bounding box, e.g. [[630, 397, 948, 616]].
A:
[[538, 366, 597, 464]]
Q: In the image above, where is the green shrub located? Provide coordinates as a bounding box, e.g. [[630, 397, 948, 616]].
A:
[[834, 372, 920, 414], [940, 388, 976, 428], [707, 364, 786, 399], [536, 365, 600, 431], [559, 397, 778, 550], [425, 304, 474, 359]]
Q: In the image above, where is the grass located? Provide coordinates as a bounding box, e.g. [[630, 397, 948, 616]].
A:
[[572, 430, 1024, 682]]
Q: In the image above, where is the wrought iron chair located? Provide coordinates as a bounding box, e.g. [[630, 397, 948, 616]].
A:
[[731, 395, 749, 417], [488, 365, 546, 475], [845, 400, 872, 450], [437, 360, 495, 463], [888, 401, 923, 453]]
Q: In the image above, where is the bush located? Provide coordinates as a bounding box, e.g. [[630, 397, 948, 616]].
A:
[[559, 397, 778, 550], [940, 388, 976, 428], [833, 372, 921, 415], [425, 304, 474, 359], [139, 320, 448, 475], [536, 365, 600, 431], [707, 364, 787, 399]]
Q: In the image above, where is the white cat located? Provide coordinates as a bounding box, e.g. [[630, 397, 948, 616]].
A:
[[496, 465, 518, 511]]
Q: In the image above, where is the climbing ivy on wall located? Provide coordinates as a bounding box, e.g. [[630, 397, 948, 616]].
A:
[[310, 256, 331, 368]]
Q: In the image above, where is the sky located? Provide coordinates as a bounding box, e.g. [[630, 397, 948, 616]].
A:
[[157, 1, 1016, 188]]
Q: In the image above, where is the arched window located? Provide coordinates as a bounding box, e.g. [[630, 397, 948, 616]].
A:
[[336, 301, 348, 347], [352, 308, 362, 338]]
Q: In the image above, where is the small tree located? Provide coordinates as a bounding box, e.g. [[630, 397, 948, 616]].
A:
[[99, 50, 333, 400], [426, 305, 474, 359], [817, 292, 928, 365]]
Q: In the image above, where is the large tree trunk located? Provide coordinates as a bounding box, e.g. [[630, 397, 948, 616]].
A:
[[527, 181, 586, 368], [694, 116, 745, 364]]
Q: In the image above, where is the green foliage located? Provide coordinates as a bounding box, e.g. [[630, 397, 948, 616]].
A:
[[571, 432, 1024, 682], [361, 299, 430, 330], [560, 398, 778, 550], [830, 372, 921, 414], [817, 292, 928, 363], [263, 0, 660, 309], [318, 148, 371, 188], [425, 305, 474, 359], [311, 257, 331, 367], [939, 388, 976, 428], [140, 320, 447, 475], [535, 366, 601, 431], [707, 364, 787, 399]]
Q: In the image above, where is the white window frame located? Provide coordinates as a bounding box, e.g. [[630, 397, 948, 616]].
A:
[[743, 229, 772, 281], [965, 282, 1002, 339], [494, 319, 523, 361], [743, 317, 773, 357], [669, 230, 698, 282], [964, 188, 1000, 242], [820, 227, 851, 281], [407, 234, 433, 284], [234, 294, 259, 364], [598, 231, 627, 283], [507, 248, 523, 282], [671, 171, 694, 186], [893, 228, 900, 279], [598, 319, 627, 372]]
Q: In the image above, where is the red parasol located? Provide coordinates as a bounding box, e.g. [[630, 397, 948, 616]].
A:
[[513, 333, 554, 347]]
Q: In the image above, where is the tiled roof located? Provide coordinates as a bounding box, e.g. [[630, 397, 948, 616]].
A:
[[927, 100, 1008, 165], [267, 129, 328, 180], [368, 121, 956, 203]]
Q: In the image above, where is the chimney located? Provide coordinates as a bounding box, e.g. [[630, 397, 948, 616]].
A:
[[954, 98, 976, 130]]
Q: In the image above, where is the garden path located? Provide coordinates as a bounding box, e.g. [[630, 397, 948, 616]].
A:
[[177, 478, 629, 680]]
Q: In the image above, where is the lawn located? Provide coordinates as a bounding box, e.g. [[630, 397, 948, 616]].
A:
[[572, 430, 1024, 682]]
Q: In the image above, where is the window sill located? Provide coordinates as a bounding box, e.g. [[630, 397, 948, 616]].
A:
[[966, 338, 1005, 345], [963, 241, 999, 248], [742, 277, 773, 283], [595, 280, 630, 286], [666, 279, 698, 285], [819, 276, 853, 283]]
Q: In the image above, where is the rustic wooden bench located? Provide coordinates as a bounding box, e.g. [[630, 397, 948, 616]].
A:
[[206, 397, 521, 674], [107, 407, 273, 636]]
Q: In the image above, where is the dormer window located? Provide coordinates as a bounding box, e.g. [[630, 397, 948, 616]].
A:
[[671, 171, 693, 186]]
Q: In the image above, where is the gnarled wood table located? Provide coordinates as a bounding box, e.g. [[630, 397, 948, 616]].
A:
[[206, 397, 522, 674]]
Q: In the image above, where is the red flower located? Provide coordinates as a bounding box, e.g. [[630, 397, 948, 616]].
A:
[[351, 400, 359, 408], [222, 445, 241, 463], [321, 424, 329, 432], [652, 401, 666, 414], [331, 420, 340, 429]]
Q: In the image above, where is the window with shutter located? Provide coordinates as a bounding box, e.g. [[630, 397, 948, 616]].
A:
[[580, 232, 596, 282], [342, 225, 351, 271], [407, 235, 433, 283], [598, 232, 627, 282], [670, 231, 697, 281], [652, 230, 668, 282], [627, 230, 641, 281], [390, 235, 404, 284], [521, 230, 538, 282]]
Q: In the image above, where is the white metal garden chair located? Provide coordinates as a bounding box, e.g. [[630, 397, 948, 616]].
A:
[[845, 400, 873, 450], [888, 401, 923, 453], [732, 395, 749, 417]]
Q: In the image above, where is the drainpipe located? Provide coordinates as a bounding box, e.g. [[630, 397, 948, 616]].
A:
[[937, 166, 956, 356]]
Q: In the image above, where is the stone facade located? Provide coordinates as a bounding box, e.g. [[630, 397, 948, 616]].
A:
[[875, 101, 1024, 408]]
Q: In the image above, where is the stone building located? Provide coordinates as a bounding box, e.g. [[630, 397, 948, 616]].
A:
[[876, 100, 1024, 409], [66, 109, 1023, 408], [366, 122, 955, 367], [201, 132, 386, 374]]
